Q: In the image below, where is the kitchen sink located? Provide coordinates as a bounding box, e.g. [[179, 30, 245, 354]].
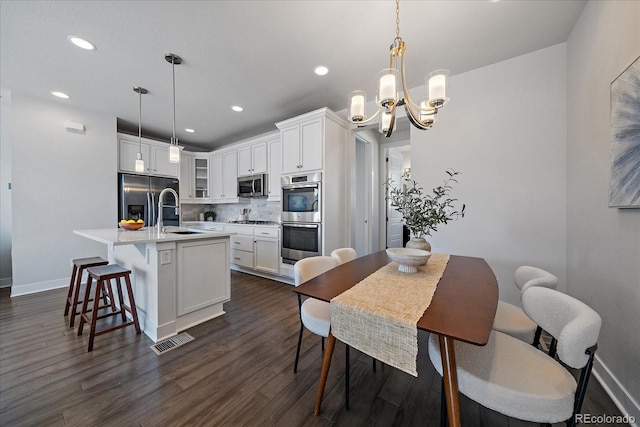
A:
[[170, 230, 202, 235]]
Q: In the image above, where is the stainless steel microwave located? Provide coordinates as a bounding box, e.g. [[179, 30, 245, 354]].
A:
[[237, 173, 268, 198]]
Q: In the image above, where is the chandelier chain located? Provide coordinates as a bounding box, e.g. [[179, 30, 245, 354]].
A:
[[395, 0, 400, 38]]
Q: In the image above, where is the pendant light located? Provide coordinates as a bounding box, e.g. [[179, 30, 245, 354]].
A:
[[133, 86, 148, 173], [165, 53, 182, 164]]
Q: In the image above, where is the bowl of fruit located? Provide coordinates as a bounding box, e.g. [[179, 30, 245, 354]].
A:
[[119, 219, 145, 230]]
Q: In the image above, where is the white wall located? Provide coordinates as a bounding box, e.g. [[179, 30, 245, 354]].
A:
[[0, 89, 12, 287], [412, 44, 568, 306], [566, 1, 640, 421], [10, 93, 117, 296]]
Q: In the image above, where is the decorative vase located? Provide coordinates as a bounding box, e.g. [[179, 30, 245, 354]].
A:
[[406, 237, 431, 252]]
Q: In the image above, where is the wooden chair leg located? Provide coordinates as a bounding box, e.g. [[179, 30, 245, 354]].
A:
[[64, 265, 78, 316], [123, 274, 141, 333], [77, 275, 93, 336], [69, 266, 85, 327], [86, 279, 103, 352], [115, 277, 127, 322]]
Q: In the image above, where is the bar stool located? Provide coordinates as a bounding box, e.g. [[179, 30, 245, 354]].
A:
[[64, 256, 112, 328], [77, 264, 141, 352]]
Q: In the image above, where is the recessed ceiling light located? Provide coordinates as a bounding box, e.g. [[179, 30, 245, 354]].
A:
[[185, 128, 195, 133], [314, 66, 329, 76], [231, 106, 244, 112], [67, 36, 96, 50], [50, 91, 70, 99]]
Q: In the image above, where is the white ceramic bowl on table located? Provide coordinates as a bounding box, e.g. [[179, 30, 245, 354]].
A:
[[386, 248, 431, 273]]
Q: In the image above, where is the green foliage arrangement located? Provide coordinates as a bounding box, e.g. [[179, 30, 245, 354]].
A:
[[386, 169, 466, 238]]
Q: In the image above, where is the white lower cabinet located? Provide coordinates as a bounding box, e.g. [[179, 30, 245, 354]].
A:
[[228, 226, 255, 269], [254, 238, 279, 274], [176, 239, 230, 317], [226, 225, 281, 277], [254, 227, 279, 274]]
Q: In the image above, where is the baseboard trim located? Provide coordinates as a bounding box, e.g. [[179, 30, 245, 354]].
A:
[[10, 277, 68, 297], [593, 354, 639, 426], [0, 277, 12, 288]]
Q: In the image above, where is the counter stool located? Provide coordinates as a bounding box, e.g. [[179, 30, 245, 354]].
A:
[[64, 256, 111, 328], [77, 264, 141, 352]]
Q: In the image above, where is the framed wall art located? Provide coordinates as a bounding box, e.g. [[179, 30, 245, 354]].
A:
[[609, 55, 640, 208]]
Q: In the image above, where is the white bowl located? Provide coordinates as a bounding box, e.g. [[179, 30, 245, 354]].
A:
[[386, 248, 431, 273]]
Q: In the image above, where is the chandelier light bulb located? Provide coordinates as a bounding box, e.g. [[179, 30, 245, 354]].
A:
[[348, 91, 367, 122], [428, 69, 450, 108], [377, 69, 398, 109]]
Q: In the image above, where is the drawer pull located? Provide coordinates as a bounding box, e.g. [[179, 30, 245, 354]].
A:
[[234, 257, 241, 261]]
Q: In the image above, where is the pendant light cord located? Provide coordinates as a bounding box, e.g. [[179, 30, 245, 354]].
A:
[[138, 89, 142, 150], [171, 58, 176, 143]]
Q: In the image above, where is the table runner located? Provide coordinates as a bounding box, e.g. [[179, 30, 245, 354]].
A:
[[330, 253, 450, 377]]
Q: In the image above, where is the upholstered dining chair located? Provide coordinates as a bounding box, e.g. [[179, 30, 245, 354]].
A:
[[428, 287, 601, 427], [293, 256, 340, 374], [492, 265, 558, 346], [330, 247, 358, 265]]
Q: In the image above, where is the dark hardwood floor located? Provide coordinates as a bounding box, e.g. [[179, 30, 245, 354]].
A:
[[0, 271, 626, 426]]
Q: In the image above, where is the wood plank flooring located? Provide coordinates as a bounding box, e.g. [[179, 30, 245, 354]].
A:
[[0, 271, 627, 426]]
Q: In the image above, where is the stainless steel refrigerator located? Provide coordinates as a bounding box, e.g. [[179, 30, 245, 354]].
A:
[[118, 173, 180, 226]]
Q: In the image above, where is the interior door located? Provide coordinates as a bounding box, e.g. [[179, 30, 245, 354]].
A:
[[386, 149, 404, 248]]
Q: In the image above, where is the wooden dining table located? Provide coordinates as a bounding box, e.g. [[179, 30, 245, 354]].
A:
[[293, 250, 498, 427]]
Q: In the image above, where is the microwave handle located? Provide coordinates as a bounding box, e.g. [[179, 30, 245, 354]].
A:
[[252, 179, 256, 195]]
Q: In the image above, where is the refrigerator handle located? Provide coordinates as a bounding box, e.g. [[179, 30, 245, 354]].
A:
[[147, 192, 153, 226]]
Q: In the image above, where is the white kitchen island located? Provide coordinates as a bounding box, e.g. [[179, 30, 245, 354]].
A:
[[73, 227, 233, 342]]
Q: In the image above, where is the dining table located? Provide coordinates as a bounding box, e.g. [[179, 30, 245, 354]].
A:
[[293, 250, 498, 427]]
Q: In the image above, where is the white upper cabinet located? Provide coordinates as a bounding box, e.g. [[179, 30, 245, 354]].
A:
[[151, 145, 179, 177], [210, 149, 238, 204], [181, 152, 210, 203], [119, 135, 150, 174], [180, 152, 194, 200], [278, 116, 323, 174], [267, 136, 282, 201], [237, 141, 268, 177], [118, 133, 179, 178]]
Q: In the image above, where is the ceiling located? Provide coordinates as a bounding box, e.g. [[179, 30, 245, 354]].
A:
[[0, 0, 587, 151]]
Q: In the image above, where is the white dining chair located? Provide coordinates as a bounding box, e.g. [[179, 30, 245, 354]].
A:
[[330, 248, 358, 264], [429, 287, 601, 427], [492, 265, 558, 346], [293, 256, 340, 374]]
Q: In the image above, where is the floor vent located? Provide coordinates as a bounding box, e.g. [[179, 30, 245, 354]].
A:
[[150, 332, 195, 355]]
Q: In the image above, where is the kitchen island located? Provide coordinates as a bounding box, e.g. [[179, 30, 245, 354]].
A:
[[74, 227, 233, 342]]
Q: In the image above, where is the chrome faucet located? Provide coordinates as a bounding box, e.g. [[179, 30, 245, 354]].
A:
[[157, 187, 180, 234]]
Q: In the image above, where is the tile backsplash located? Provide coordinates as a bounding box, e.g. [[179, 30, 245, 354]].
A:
[[181, 198, 281, 223]]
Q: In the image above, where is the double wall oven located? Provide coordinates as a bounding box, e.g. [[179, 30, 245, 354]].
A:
[[281, 172, 322, 264]]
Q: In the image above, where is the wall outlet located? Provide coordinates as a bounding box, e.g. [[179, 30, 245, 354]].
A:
[[160, 250, 172, 265]]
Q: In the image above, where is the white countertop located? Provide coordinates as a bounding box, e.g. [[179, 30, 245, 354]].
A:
[[74, 226, 233, 246]]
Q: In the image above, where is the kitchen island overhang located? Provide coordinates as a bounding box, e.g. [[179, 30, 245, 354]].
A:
[[74, 227, 234, 342]]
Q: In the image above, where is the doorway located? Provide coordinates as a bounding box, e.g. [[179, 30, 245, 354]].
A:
[[384, 145, 411, 248]]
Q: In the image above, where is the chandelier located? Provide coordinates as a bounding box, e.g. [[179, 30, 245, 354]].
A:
[[347, 0, 449, 137], [165, 53, 182, 163]]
